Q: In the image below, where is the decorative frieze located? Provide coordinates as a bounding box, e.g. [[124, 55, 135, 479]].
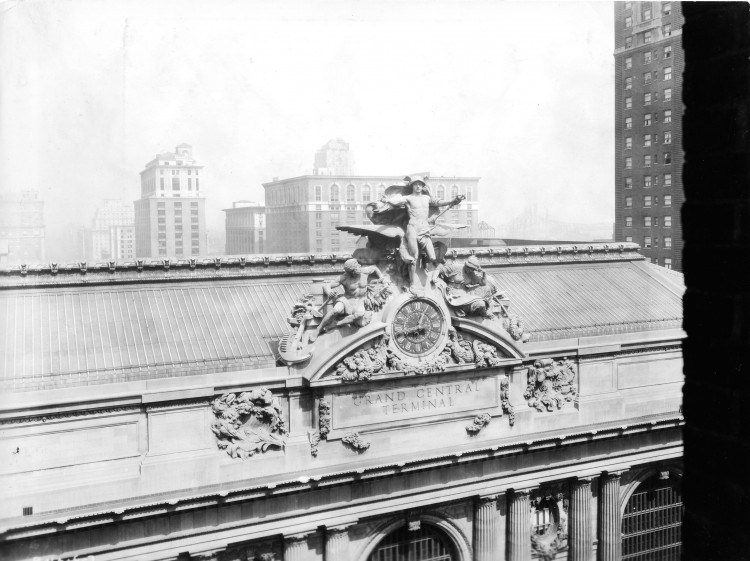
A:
[[0, 406, 142, 426], [524, 358, 577, 412], [211, 389, 288, 460]]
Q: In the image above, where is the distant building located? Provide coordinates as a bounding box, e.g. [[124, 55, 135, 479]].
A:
[[614, 1, 684, 270], [134, 144, 207, 258], [263, 175, 480, 254], [83, 199, 134, 262], [313, 138, 354, 176], [0, 190, 45, 265], [223, 201, 266, 255], [478, 221, 496, 238], [109, 225, 135, 260], [500, 205, 613, 242]]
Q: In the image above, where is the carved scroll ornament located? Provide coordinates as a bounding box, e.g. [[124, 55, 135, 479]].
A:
[[211, 389, 288, 459]]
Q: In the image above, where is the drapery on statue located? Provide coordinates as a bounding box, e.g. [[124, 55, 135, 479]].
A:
[[365, 175, 464, 292], [309, 258, 390, 342]]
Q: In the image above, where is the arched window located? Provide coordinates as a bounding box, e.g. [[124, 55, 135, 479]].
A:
[[450, 185, 459, 198], [622, 471, 684, 559], [315, 185, 322, 202], [376, 184, 385, 200], [362, 184, 371, 202], [346, 184, 356, 203], [330, 184, 340, 202], [368, 523, 457, 561], [437, 185, 445, 199]]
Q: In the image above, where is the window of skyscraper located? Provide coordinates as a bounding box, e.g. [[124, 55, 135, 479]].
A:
[[644, 236, 652, 248], [346, 184, 356, 202], [625, 216, 633, 227], [644, 155, 652, 167], [664, 173, 672, 186], [644, 114, 652, 126], [644, 93, 652, 105], [625, 117, 633, 129], [664, 45, 672, 59], [664, 195, 672, 207], [644, 134, 652, 147], [625, 137, 632, 149], [625, 77, 633, 89], [644, 175, 652, 188], [664, 131, 672, 144], [665, 258, 672, 269], [644, 196, 652, 207], [664, 67, 672, 81], [625, 196, 633, 208], [642, 3, 652, 19], [625, 96, 632, 109], [664, 216, 672, 227], [625, 157, 632, 169], [625, 236, 633, 242], [664, 24, 672, 37], [664, 152, 672, 165], [171, 177, 179, 189], [645, 217, 652, 227], [330, 184, 340, 201], [644, 52, 652, 64], [362, 185, 371, 201], [665, 237, 672, 248], [625, 36, 633, 49], [644, 31, 653, 43], [664, 109, 672, 123], [188, 178, 192, 190], [315, 186, 322, 201], [625, 16, 632, 28], [663, 2, 672, 15], [644, 71, 652, 84], [625, 57, 632, 69], [625, 177, 633, 189], [663, 88, 672, 102]]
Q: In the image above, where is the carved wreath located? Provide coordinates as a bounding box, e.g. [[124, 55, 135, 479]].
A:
[[524, 358, 577, 412], [211, 389, 288, 459]]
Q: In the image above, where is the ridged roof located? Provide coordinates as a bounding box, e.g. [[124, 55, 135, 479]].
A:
[[0, 245, 683, 392]]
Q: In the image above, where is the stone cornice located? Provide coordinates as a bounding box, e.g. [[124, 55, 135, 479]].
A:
[[0, 413, 683, 537], [0, 243, 646, 289]]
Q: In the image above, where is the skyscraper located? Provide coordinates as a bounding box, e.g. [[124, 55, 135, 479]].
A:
[[0, 191, 45, 265], [313, 138, 354, 176], [134, 144, 207, 258], [223, 201, 266, 254], [614, 1, 684, 270], [83, 199, 134, 261]]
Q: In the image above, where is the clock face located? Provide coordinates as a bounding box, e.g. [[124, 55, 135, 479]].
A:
[[392, 298, 446, 357]]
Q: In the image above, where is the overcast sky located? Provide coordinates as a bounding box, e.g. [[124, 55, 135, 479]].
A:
[[0, 0, 615, 245]]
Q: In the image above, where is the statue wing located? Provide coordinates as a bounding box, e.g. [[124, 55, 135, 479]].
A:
[[366, 200, 409, 229], [336, 224, 405, 242]]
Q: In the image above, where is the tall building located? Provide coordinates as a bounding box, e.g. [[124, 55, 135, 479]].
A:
[[614, 1, 684, 270], [134, 143, 207, 258], [109, 225, 136, 260], [83, 199, 134, 262], [263, 175, 480, 254], [223, 201, 266, 254], [0, 190, 45, 265], [313, 138, 354, 176]]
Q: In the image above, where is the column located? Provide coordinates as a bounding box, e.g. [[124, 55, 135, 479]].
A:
[[599, 472, 623, 561], [284, 532, 312, 561], [570, 477, 594, 561], [507, 489, 531, 561], [325, 524, 352, 561], [473, 494, 500, 561]]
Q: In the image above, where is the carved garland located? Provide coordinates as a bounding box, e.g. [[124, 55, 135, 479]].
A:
[[308, 399, 332, 457], [332, 330, 507, 383], [500, 375, 515, 426], [342, 431, 371, 451], [465, 413, 491, 434], [523, 358, 577, 412], [211, 389, 288, 460]]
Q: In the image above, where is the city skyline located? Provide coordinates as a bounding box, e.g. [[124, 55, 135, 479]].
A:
[[0, 0, 615, 261]]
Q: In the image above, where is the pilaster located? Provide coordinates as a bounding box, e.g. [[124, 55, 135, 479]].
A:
[[508, 488, 532, 561], [473, 494, 500, 561], [284, 531, 314, 561], [325, 524, 353, 561], [570, 476, 594, 561], [599, 472, 624, 561]]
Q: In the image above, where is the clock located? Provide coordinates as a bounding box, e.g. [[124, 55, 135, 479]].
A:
[[391, 297, 447, 357]]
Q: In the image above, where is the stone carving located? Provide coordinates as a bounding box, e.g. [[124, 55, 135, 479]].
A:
[[435, 257, 530, 342], [331, 329, 509, 382], [465, 412, 491, 434], [524, 358, 577, 412], [499, 375, 515, 426], [309, 399, 332, 457], [342, 431, 370, 451], [215, 539, 281, 561], [211, 389, 288, 459], [309, 259, 391, 342], [530, 484, 569, 561]]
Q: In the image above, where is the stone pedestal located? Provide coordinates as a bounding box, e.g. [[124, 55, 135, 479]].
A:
[[284, 532, 312, 561], [325, 524, 352, 561], [508, 489, 531, 561], [570, 477, 594, 561], [473, 494, 500, 561], [599, 472, 624, 561]]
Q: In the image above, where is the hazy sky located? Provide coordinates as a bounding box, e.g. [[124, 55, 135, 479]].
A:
[[0, 0, 615, 245]]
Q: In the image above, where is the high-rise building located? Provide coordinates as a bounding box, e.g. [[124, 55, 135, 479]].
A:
[[313, 138, 354, 176], [109, 225, 136, 260], [82, 199, 134, 262], [0, 190, 45, 265], [263, 175, 480, 254], [614, 1, 684, 270], [134, 144, 207, 258], [223, 201, 266, 254]]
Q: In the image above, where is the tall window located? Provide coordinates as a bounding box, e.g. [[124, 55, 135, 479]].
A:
[[644, 134, 652, 147], [437, 185, 446, 199], [664, 173, 672, 186], [644, 93, 652, 105], [644, 236, 652, 248], [451, 185, 459, 198], [330, 184, 340, 202], [626, 117, 633, 129], [664, 152, 672, 165], [664, 195, 672, 207], [625, 96, 633, 109], [625, 77, 633, 89], [376, 184, 385, 200], [625, 56, 632, 69], [346, 184, 356, 203], [664, 67, 672, 81], [644, 30, 653, 43], [361, 185, 371, 201], [644, 175, 652, 188], [642, 3, 652, 20], [315, 185, 322, 201], [665, 237, 672, 248], [160, 178, 164, 189], [665, 258, 673, 269], [664, 88, 672, 101], [625, 196, 633, 208], [644, 71, 652, 84], [664, 24, 672, 37], [664, 131, 672, 144], [172, 177, 180, 190], [664, 45, 672, 59], [625, 16, 632, 28], [644, 155, 652, 167], [644, 196, 652, 207], [644, 114, 652, 126], [645, 216, 652, 227], [625, 157, 633, 169], [664, 109, 672, 123], [644, 52, 652, 64], [664, 2, 672, 15], [625, 36, 633, 49], [625, 216, 633, 227], [625, 137, 633, 149], [188, 178, 192, 190]]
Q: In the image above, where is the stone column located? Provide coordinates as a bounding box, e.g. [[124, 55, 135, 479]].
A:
[[284, 532, 312, 561], [570, 477, 594, 561], [325, 524, 352, 561], [507, 489, 531, 561], [473, 494, 500, 561], [599, 472, 624, 561]]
